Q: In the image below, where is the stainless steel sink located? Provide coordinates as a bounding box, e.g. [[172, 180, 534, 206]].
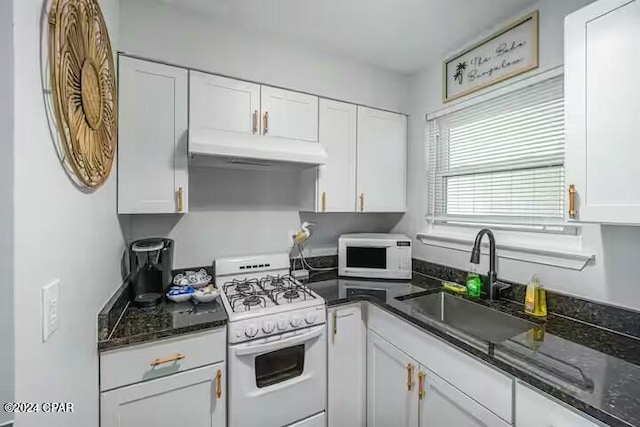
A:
[[403, 292, 536, 345]]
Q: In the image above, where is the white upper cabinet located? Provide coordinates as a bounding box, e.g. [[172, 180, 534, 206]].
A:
[[189, 71, 260, 135], [302, 103, 407, 213], [261, 86, 319, 141], [357, 106, 407, 212], [515, 383, 601, 427], [118, 56, 188, 214], [317, 100, 357, 212], [328, 304, 366, 427], [565, 0, 640, 223], [367, 330, 419, 427]]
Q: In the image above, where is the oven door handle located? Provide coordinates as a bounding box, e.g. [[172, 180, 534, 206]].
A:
[[235, 325, 324, 357]]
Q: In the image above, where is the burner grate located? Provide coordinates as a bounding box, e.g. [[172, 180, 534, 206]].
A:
[[222, 274, 314, 312], [223, 278, 261, 295], [230, 294, 270, 311]]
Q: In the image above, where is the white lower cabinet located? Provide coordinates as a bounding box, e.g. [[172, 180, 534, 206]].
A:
[[419, 367, 510, 427], [324, 303, 610, 427], [367, 329, 508, 427], [101, 363, 225, 427], [515, 382, 602, 427], [288, 412, 327, 427], [327, 304, 366, 427], [368, 305, 513, 423], [367, 330, 419, 427], [100, 329, 226, 427]]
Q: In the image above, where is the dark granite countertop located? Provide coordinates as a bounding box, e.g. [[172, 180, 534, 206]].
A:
[[96, 256, 640, 426], [306, 273, 640, 427], [98, 298, 228, 351]]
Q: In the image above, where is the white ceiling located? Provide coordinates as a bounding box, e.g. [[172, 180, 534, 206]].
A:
[[158, 0, 537, 74]]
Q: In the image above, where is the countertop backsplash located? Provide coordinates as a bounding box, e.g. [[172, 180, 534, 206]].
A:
[[412, 258, 640, 340], [100, 256, 640, 348]]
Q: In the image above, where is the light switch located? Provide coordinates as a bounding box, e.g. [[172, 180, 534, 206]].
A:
[[42, 279, 60, 342]]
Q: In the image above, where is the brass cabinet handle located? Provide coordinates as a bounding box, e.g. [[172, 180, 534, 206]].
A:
[[359, 193, 364, 212], [252, 110, 258, 134], [177, 187, 184, 212], [150, 353, 185, 367], [215, 369, 222, 399], [322, 192, 327, 212], [263, 111, 269, 134], [407, 363, 415, 391], [568, 184, 576, 219], [332, 311, 337, 341], [418, 372, 426, 399]]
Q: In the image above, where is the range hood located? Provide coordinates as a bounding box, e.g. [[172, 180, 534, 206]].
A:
[[189, 129, 327, 170]]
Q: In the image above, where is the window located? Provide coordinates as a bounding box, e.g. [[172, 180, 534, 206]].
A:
[[427, 75, 570, 233]]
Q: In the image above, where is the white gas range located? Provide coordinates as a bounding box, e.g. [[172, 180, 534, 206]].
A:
[[215, 253, 327, 427]]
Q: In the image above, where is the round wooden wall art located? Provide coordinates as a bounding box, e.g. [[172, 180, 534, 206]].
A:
[[48, 0, 117, 189]]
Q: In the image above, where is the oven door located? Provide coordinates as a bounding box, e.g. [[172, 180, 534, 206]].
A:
[[229, 324, 327, 427]]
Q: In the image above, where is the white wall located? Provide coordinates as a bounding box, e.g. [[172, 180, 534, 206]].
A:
[[13, 1, 125, 426], [394, 0, 640, 310], [126, 168, 403, 267], [0, 0, 14, 424], [120, 0, 408, 113], [119, 0, 410, 267]]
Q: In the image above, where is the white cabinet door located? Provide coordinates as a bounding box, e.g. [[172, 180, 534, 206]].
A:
[[289, 412, 326, 427], [189, 71, 260, 135], [419, 367, 510, 427], [118, 56, 188, 214], [516, 383, 602, 427], [368, 305, 513, 423], [357, 107, 407, 212], [367, 330, 419, 427], [328, 304, 366, 427], [261, 86, 318, 141], [317, 99, 357, 212], [565, 0, 640, 223], [100, 328, 226, 392], [101, 363, 225, 427]]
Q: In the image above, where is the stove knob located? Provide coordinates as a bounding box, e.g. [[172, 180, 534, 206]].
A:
[[277, 318, 288, 331], [245, 323, 259, 338], [262, 320, 275, 334], [290, 315, 302, 327], [305, 311, 317, 324]]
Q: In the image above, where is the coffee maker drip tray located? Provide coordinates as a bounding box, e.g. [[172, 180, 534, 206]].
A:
[[134, 292, 163, 307]]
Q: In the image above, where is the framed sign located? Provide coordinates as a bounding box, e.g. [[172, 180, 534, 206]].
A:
[[443, 10, 539, 103]]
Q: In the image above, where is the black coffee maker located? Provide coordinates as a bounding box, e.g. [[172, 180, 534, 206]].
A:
[[128, 238, 174, 307]]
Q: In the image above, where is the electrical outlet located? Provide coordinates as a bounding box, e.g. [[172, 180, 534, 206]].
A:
[[42, 279, 60, 342], [291, 269, 309, 281]]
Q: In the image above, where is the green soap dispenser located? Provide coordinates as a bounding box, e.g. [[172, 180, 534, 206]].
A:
[[466, 266, 482, 298]]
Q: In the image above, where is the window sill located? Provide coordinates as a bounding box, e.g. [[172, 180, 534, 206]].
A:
[[417, 225, 595, 271]]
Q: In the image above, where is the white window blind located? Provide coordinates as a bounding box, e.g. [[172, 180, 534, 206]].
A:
[[427, 75, 567, 231]]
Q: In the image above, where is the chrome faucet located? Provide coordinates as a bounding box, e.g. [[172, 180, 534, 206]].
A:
[[469, 228, 501, 301]]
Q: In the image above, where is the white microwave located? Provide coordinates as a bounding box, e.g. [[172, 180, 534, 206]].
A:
[[338, 233, 412, 280]]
